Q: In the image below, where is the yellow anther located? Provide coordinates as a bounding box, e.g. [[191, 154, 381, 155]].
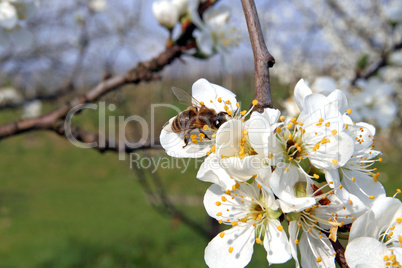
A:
[[190, 134, 197, 139], [228, 247, 234, 253], [276, 127, 281, 134], [225, 100, 231, 104], [242, 129, 249, 135], [268, 153, 273, 159], [216, 201, 221, 206], [286, 167, 289, 172], [211, 145, 216, 152], [218, 97, 222, 103], [352, 177, 355, 182], [216, 212, 222, 216], [218, 219, 223, 224], [379, 158, 383, 162], [220, 232, 225, 238], [225, 190, 231, 195], [252, 100, 258, 106], [235, 183, 240, 189], [224, 105, 229, 111], [331, 129, 337, 135], [277, 225, 284, 231], [308, 228, 312, 232], [369, 195, 375, 199], [346, 109, 352, 114], [221, 196, 227, 202], [286, 123, 292, 129], [339, 185, 343, 189], [256, 238, 261, 244], [295, 239, 299, 245], [349, 200, 353, 205], [288, 133, 293, 140], [291, 118, 297, 123], [313, 174, 319, 179], [231, 221, 238, 226], [280, 115, 285, 121], [200, 101, 205, 105], [325, 122, 331, 127], [203, 125, 209, 130], [332, 159, 338, 165], [316, 122, 322, 126], [227, 110, 233, 116], [236, 102, 240, 108], [240, 110, 247, 115]]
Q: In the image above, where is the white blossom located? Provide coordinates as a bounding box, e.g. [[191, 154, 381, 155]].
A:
[[345, 197, 402, 267], [192, 5, 241, 72], [203, 182, 291, 268]]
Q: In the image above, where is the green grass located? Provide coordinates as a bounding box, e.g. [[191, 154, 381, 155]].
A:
[[0, 75, 400, 267]]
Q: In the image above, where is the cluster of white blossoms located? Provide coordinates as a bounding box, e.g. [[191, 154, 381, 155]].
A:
[[152, 0, 240, 72], [283, 76, 399, 130], [160, 78, 401, 268]]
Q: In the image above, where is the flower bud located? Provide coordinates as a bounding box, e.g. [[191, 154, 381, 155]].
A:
[[152, 0, 179, 30], [0, 2, 18, 30], [172, 0, 188, 17]]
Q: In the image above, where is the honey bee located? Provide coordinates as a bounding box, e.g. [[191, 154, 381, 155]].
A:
[[170, 87, 228, 148]]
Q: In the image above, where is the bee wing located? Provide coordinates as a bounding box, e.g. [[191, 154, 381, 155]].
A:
[[162, 120, 173, 132], [172, 87, 202, 108]]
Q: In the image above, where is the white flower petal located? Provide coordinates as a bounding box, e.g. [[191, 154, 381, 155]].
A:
[[197, 154, 235, 190], [196, 29, 214, 55], [345, 237, 389, 268], [294, 79, 312, 111], [218, 155, 262, 182], [327, 89, 348, 113], [299, 230, 335, 268], [204, 184, 244, 221], [288, 221, 300, 268], [270, 166, 316, 213], [191, 78, 237, 112], [342, 169, 386, 206], [205, 225, 255, 268], [264, 220, 292, 264]]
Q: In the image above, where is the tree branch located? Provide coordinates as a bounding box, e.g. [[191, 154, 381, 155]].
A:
[[241, 0, 275, 111], [352, 41, 402, 85], [330, 238, 349, 268], [0, 0, 218, 146]]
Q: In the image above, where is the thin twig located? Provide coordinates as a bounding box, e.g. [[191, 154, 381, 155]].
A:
[[241, 0, 275, 111], [352, 41, 402, 85]]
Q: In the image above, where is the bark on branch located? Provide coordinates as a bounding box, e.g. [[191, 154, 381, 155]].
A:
[[241, 0, 275, 111]]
